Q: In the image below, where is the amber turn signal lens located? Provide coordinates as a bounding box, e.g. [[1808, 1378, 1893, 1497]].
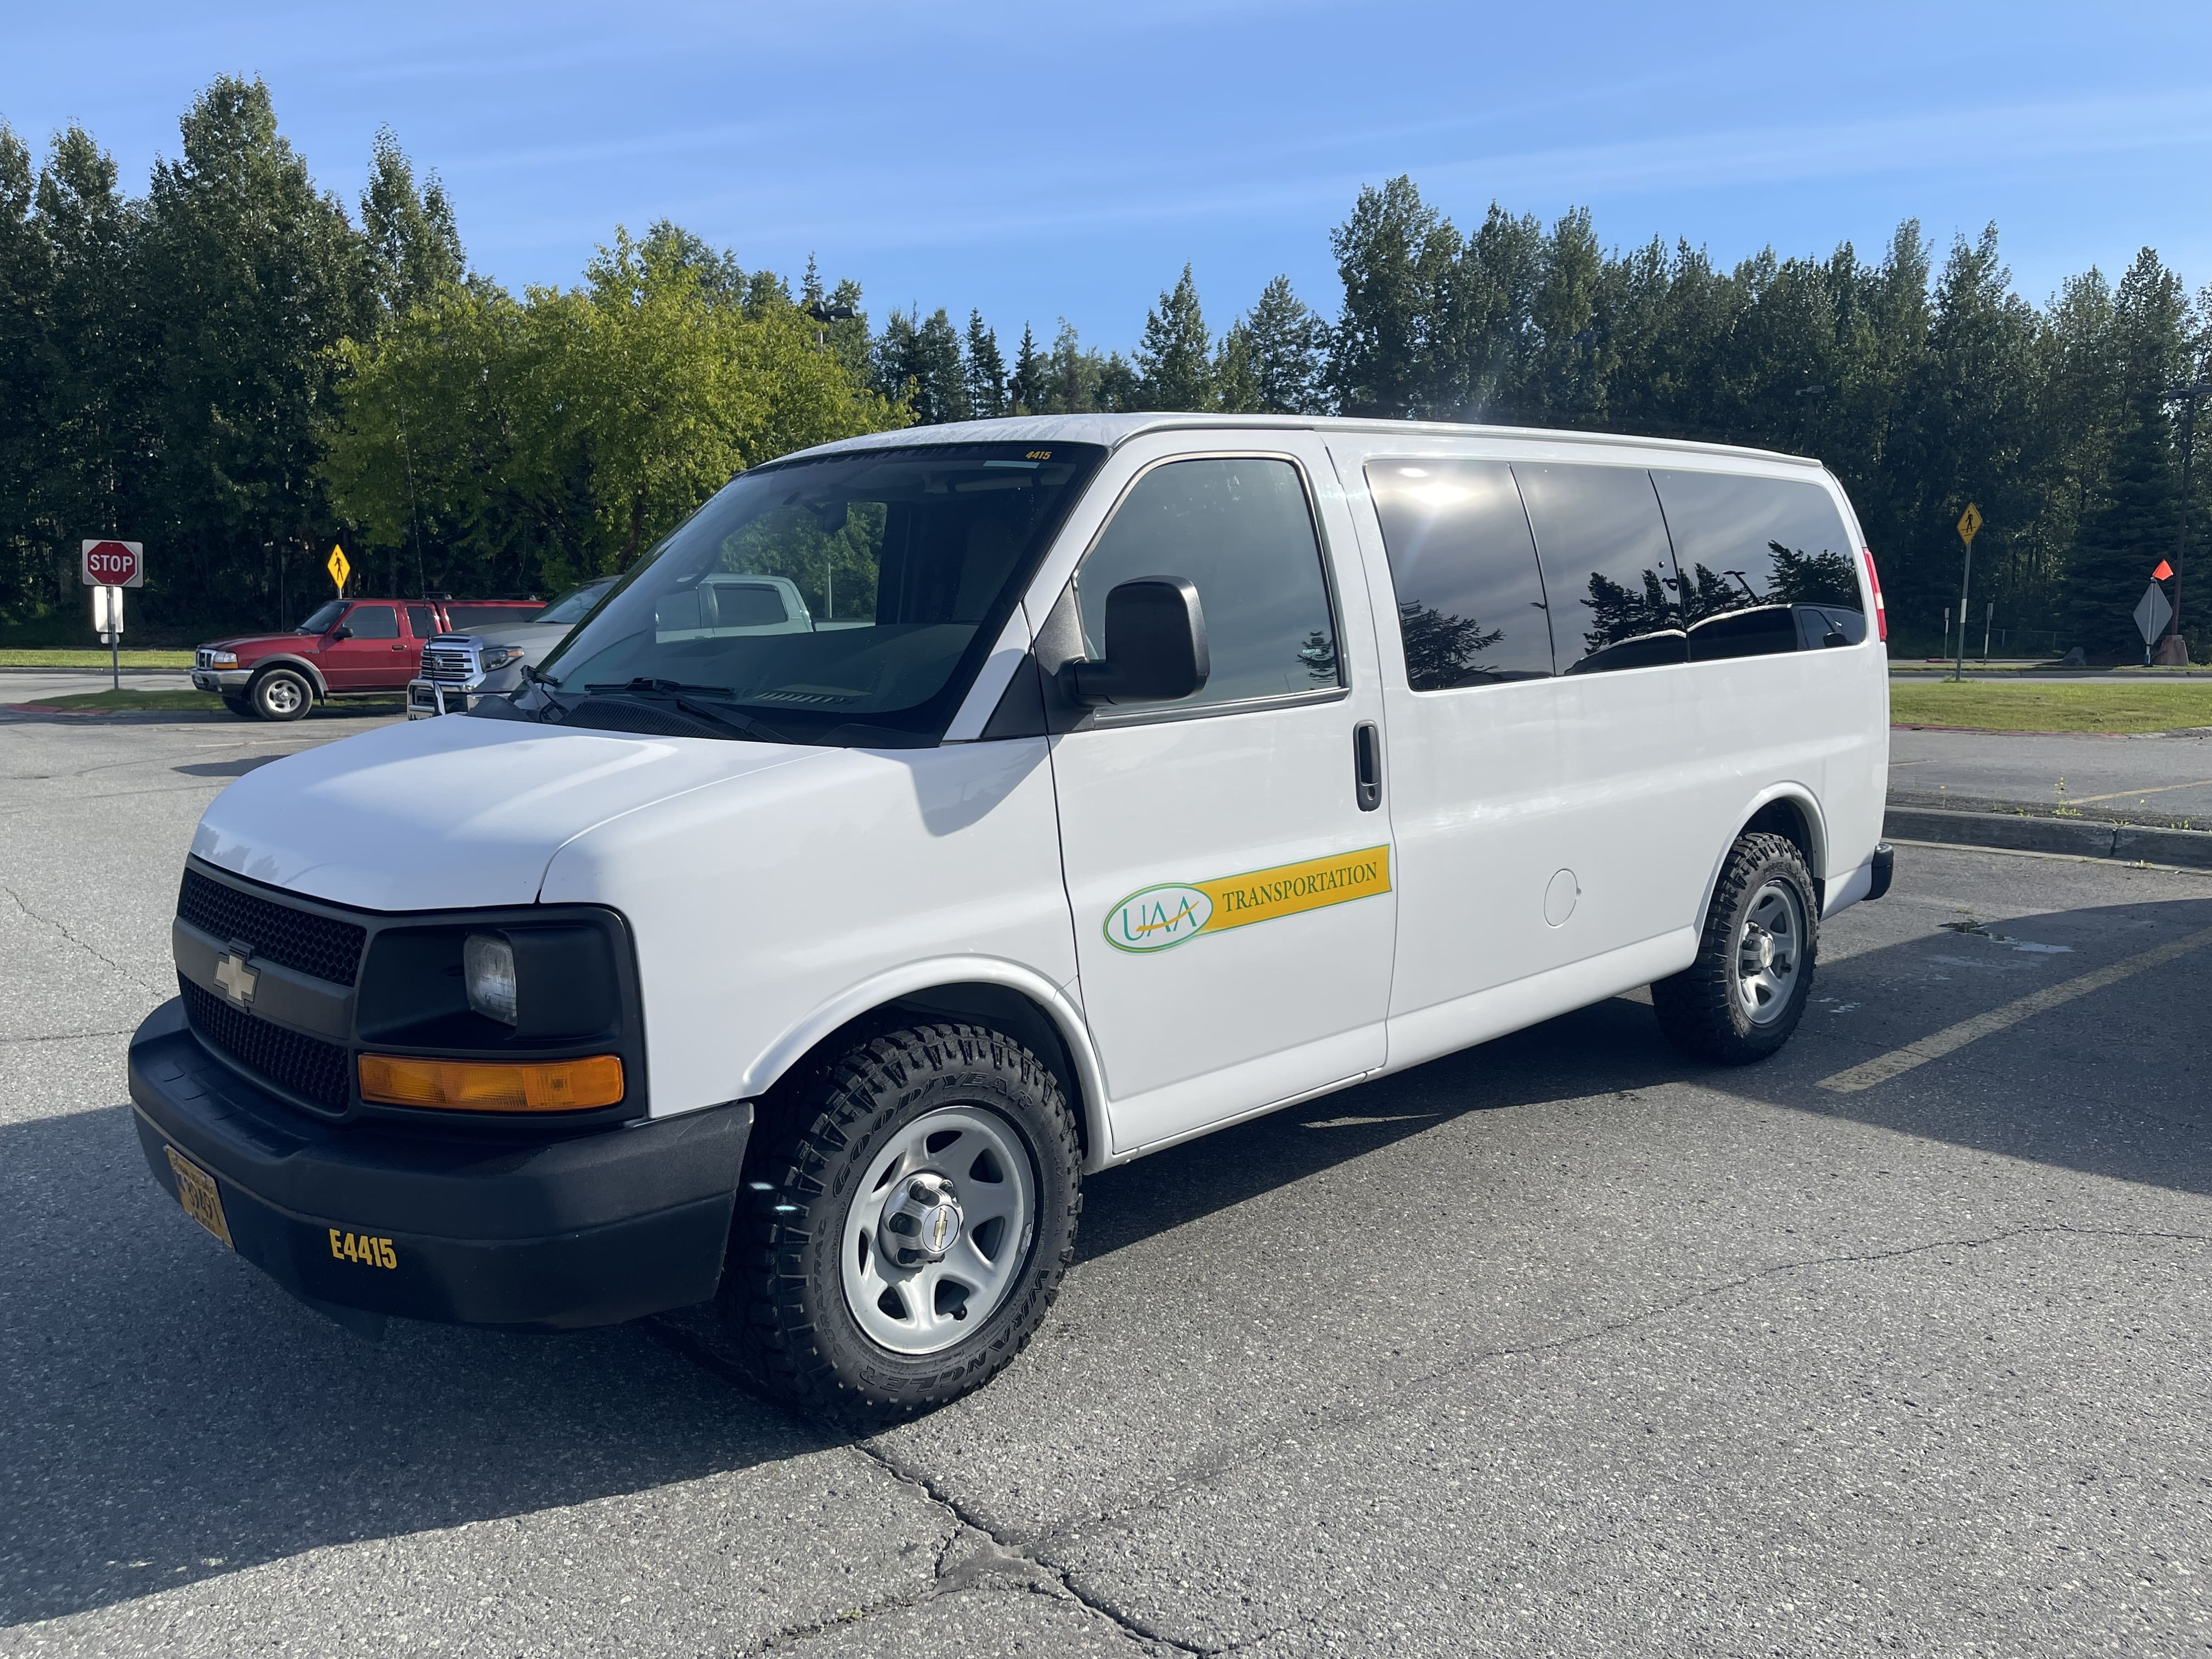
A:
[[358, 1053, 624, 1113]]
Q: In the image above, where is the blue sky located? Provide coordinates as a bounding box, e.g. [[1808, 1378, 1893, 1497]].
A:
[[7, 2, 2210, 350]]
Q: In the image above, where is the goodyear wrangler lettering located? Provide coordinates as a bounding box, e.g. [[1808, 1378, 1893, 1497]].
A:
[[1104, 847, 1390, 952]]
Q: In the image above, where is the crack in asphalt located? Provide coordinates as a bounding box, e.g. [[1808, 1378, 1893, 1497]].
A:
[[0, 884, 166, 997], [0, 1027, 137, 1046], [1022, 1223, 2212, 1570], [644, 1318, 1201, 1655]]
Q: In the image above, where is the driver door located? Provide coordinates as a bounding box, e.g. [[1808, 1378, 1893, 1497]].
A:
[[1042, 435, 1397, 1156], [319, 603, 405, 689]]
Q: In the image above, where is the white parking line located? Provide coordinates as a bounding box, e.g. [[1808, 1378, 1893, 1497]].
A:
[[1815, 922, 2212, 1094]]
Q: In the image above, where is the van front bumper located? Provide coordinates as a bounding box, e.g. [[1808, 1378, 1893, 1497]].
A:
[[127, 999, 750, 1332]]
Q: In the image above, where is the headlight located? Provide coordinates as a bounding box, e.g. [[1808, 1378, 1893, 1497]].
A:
[[481, 646, 525, 670], [208, 651, 238, 668], [463, 932, 518, 1024]]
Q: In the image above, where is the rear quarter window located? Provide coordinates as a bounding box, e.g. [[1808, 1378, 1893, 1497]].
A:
[[1652, 470, 1865, 658]]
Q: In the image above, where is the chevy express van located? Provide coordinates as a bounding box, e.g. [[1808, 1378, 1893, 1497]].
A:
[[131, 415, 1893, 1421]]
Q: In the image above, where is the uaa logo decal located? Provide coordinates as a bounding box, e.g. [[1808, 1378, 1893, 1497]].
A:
[[1104, 884, 1214, 952]]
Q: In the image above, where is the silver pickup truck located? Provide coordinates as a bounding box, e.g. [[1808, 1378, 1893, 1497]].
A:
[[408, 573, 827, 718]]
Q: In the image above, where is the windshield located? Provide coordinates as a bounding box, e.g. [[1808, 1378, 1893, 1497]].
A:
[[533, 580, 616, 626], [296, 601, 347, 634], [535, 441, 1105, 743]]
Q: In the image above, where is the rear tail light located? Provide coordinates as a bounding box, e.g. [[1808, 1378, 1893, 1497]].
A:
[[1861, 548, 1887, 642]]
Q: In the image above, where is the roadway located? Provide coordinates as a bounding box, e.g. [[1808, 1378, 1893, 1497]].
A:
[[2, 708, 2208, 1656]]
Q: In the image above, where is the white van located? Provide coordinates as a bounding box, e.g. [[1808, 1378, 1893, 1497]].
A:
[[132, 415, 1893, 1420]]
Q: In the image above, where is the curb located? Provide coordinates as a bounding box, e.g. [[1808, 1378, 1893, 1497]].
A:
[[1884, 805, 2212, 870]]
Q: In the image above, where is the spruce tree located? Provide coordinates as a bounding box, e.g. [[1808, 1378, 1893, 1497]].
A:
[[2060, 249, 2187, 658], [1135, 263, 1213, 410], [1226, 274, 1324, 413], [965, 310, 1007, 417], [2062, 381, 2181, 659], [914, 308, 969, 424], [1008, 322, 1045, 414], [140, 76, 368, 622]]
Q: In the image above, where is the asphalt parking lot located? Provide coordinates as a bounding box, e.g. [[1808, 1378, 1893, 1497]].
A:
[[3, 708, 2209, 1657]]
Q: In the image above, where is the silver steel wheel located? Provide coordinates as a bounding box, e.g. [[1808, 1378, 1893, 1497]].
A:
[[258, 675, 305, 716], [841, 1105, 1036, 1357], [1733, 878, 1805, 1026]]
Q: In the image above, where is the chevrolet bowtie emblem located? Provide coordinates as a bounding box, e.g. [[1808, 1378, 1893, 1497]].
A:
[[214, 950, 259, 1010]]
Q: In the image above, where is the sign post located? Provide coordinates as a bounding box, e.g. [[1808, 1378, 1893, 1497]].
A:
[[91, 585, 123, 689], [1953, 504, 1982, 682], [326, 544, 351, 597]]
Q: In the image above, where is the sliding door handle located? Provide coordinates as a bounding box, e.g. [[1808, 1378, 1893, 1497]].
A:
[[1353, 721, 1383, 811]]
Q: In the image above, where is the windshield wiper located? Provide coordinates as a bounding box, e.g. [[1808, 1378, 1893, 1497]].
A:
[[579, 678, 792, 743]]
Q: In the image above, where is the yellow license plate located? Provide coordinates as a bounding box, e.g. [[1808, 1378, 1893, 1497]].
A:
[[166, 1146, 233, 1249]]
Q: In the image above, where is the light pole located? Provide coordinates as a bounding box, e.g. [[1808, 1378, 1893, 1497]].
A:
[[2165, 374, 2212, 663], [1793, 383, 1827, 457]]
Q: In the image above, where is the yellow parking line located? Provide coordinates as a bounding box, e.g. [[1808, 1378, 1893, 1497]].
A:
[[2063, 777, 2212, 805], [1815, 922, 2212, 1094]]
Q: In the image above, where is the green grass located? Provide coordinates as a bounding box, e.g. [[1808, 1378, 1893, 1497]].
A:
[[18, 687, 229, 712], [0, 648, 196, 667], [17, 687, 403, 715], [1890, 679, 2212, 733]]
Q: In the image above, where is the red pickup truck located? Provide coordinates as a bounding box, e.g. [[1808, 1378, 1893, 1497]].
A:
[[192, 597, 543, 720]]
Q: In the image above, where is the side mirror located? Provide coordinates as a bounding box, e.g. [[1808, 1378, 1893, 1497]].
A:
[[1061, 577, 1210, 706], [329, 624, 353, 641]]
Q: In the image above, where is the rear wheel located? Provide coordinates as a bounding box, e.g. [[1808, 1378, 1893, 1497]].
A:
[[1651, 830, 1816, 1064], [250, 668, 312, 722], [718, 1022, 1081, 1425]]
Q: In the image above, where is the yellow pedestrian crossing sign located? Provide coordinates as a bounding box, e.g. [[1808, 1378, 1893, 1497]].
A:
[[1957, 503, 1982, 545], [326, 544, 351, 595]]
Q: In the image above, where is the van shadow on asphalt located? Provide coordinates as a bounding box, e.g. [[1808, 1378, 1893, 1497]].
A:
[[7, 891, 2208, 1624]]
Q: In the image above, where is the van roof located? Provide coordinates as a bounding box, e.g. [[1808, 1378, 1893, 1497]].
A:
[[776, 412, 1823, 471]]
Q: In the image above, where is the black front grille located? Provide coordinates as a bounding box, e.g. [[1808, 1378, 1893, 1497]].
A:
[[177, 868, 366, 986], [182, 977, 352, 1113]]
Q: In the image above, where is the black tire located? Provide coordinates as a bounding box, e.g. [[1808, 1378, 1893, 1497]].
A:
[[1652, 830, 1818, 1064], [219, 693, 256, 719], [250, 667, 312, 722], [719, 1023, 1081, 1426]]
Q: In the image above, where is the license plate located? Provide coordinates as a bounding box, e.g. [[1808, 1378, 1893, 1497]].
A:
[[166, 1146, 234, 1249]]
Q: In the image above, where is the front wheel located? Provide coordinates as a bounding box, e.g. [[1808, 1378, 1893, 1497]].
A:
[[250, 668, 312, 722], [718, 1023, 1081, 1425], [1651, 830, 1817, 1064], [219, 693, 256, 719]]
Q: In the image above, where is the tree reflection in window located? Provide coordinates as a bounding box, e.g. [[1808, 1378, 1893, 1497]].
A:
[[1397, 601, 1506, 687], [1581, 567, 1680, 658], [1681, 543, 1859, 622]]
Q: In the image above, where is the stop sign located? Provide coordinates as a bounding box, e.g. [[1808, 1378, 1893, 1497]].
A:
[[81, 539, 144, 588]]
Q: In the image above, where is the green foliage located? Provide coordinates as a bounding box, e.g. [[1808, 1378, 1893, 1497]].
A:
[[321, 229, 909, 596]]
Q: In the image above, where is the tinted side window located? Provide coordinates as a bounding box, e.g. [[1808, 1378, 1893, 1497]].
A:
[[1365, 459, 1553, 689], [1652, 470, 1864, 660], [346, 605, 399, 640], [405, 605, 437, 638], [1077, 458, 1338, 709], [1513, 464, 1684, 674]]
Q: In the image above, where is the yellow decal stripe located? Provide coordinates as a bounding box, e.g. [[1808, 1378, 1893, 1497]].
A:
[[1194, 846, 1391, 934]]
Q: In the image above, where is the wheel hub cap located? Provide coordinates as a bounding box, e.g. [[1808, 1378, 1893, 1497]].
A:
[[881, 1173, 963, 1266]]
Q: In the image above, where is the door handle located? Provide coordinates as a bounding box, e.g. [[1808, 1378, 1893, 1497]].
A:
[[1353, 721, 1383, 811]]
